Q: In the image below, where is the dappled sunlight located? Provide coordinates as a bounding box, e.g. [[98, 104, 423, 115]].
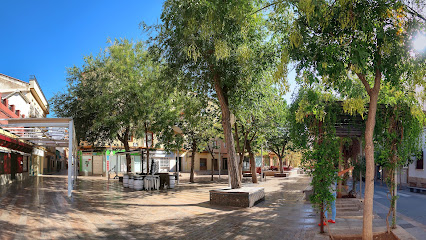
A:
[[0, 174, 318, 239]]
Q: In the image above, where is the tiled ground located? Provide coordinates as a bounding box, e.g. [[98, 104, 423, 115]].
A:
[[0, 173, 321, 240]]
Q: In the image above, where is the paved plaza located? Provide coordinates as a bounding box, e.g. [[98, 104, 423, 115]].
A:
[[0, 173, 327, 240]]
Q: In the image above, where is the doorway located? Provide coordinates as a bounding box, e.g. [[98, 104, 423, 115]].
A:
[[200, 158, 207, 170], [92, 155, 103, 175], [11, 153, 17, 180]]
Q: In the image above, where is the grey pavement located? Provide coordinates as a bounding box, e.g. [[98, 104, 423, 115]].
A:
[[372, 183, 426, 240]]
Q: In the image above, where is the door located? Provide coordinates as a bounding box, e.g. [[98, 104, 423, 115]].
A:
[[200, 158, 207, 171], [213, 158, 218, 171], [222, 158, 228, 170], [92, 155, 103, 175], [11, 153, 17, 180]]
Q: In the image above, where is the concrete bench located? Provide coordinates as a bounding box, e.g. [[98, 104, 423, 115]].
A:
[[274, 173, 288, 177], [408, 186, 426, 193], [210, 187, 265, 208], [303, 185, 313, 201]]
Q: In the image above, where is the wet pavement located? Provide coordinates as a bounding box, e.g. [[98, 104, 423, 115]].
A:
[[0, 173, 324, 240]]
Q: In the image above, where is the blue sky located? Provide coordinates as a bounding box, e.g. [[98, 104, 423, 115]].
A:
[[0, 0, 297, 115], [0, 0, 164, 114]]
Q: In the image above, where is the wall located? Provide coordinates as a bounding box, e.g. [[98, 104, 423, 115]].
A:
[[183, 151, 228, 172], [408, 128, 426, 187], [7, 93, 30, 116]]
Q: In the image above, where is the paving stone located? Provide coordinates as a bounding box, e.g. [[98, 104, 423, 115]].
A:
[[0, 173, 322, 239]]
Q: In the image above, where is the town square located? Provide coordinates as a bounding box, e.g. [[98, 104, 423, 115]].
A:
[[0, 1, 425, 239]]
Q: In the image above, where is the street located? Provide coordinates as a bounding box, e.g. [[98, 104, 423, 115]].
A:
[[369, 182, 426, 239]]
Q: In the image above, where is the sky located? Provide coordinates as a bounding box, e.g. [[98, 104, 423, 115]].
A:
[[0, 0, 299, 117], [0, 0, 165, 115]]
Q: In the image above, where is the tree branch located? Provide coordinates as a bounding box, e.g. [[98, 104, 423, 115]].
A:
[[373, 46, 382, 94], [356, 73, 372, 95], [251, 1, 284, 15], [405, 4, 426, 22]]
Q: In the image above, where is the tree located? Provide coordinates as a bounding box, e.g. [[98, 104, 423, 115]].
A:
[[374, 83, 424, 232], [150, 0, 279, 188], [170, 93, 220, 183], [264, 96, 290, 174], [269, 0, 426, 237], [52, 39, 171, 174], [289, 87, 341, 233], [52, 40, 153, 173]]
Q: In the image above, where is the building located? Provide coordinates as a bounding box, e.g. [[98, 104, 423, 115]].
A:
[[0, 73, 54, 185], [79, 132, 183, 176], [406, 86, 426, 189], [181, 139, 229, 174], [0, 73, 49, 118]]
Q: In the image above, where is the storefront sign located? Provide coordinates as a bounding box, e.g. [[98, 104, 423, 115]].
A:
[[32, 148, 44, 157]]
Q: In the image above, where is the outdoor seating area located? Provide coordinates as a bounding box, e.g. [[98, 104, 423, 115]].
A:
[[122, 173, 176, 191]]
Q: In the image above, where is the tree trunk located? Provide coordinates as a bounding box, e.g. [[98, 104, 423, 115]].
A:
[[234, 122, 246, 183], [279, 156, 283, 174], [247, 144, 257, 183], [121, 128, 131, 173], [211, 157, 214, 181], [213, 74, 241, 189], [124, 141, 131, 173], [320, 203, 325, 233], [145, 124, 150, 174], [362, 88, 380, 240], [239, 154, 244, 182], [190, 140, 197, 183]]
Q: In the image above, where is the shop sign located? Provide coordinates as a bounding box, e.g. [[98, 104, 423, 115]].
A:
[[33, 148, 44, 157]]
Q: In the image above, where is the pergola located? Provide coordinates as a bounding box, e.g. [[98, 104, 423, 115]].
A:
[[0, 118, 78, 197]]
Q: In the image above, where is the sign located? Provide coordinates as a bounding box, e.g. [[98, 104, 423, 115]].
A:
[[32, 148, 44, 157], [106, 160, 110, 171]]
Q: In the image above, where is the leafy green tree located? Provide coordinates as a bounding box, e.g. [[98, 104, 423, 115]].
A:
[[264, 96, 290, 174], [150, 0, 279, 188], [52, 39, 168, 173], [233, 81, 283, 183], [269, 0, 426, 237], [289, 87, 341, 233], [171, 93, 220, 183], [374, 83, 424, 232]]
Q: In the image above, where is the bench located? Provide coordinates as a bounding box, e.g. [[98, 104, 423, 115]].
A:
[[408, 186, 426, 193], [303, 185, 313, 201], [210, 187, 265, 208], [274, 173, 288, 178]]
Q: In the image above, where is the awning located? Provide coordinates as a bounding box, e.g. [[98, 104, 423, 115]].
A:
[[0, 118, 78, 197]]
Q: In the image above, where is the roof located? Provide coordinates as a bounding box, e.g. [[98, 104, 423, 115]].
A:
[[0, 118, 75, 147], [0, 73, 28, 84], [2, 90, 31, 103]]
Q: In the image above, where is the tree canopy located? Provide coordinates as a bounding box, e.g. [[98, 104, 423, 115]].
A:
[[51, 39, 173, 173], [150, 0, 281, 188], [269, 0, 426, 237]]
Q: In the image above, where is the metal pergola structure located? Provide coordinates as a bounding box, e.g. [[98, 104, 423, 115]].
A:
[[0, 118, 78, 197]]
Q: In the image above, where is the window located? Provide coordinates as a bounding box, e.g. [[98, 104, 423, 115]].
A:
[[128, 134, 133, 142], [416, 151, 424, 169], [222, 158, 228, 170], [200, 158, 207, 170], [160, 159, 169, 168]]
